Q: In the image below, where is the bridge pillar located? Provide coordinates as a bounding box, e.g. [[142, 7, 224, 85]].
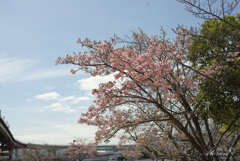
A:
[[0, 140, 14, 161], [14, 148, 18, 160]]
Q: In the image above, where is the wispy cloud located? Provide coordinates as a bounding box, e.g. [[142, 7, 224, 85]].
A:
[[44, 103, 76, 114], [33, 92, 91, 113], [0, 52, 84, 82], [0, 52, 36, 82], [69, 96, 90, 104], [34, 103, 76, 114], [58, 95, 91, 103], [59, 96, 75, 102], [35, 92, 60, 101], [17, 67, 82, 82]]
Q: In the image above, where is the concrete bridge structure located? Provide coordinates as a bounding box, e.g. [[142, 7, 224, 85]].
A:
[[27, 143, 132, 152], [0, 112, 27, 160]]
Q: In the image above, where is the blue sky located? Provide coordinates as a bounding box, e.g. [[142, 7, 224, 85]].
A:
[[1, 0, 239, 145]]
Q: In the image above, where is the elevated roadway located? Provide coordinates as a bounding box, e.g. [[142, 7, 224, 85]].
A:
[[29, 143, 134, 152], [0, 113, 27, 160]]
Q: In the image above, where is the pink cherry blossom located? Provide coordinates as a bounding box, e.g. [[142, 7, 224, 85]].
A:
[[56, 29, 240, 161]]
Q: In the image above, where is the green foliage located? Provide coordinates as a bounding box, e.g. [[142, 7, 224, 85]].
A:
[[189, 14, 240, 131], [189, 14, 240, 66]]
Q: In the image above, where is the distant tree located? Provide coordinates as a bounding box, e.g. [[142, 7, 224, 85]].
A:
[[61, 138, 98, 161], [17, 143, 58, 161]]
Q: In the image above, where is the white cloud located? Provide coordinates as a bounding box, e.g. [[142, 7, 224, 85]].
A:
[[44, 103, 76, 114], [69, 96, 90, 104], [74, 71, 126, 91], [59, 96, 75, 102], [35, 92, 60, 101], [59, 95, 91, 104], [33, 93, 91, 114], [119, 105, 136, 111], [48, 103, 62, 108], [75, 74, 115, 90], [33, 103, 76, 114]]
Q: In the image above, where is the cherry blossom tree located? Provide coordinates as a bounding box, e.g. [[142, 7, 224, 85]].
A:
[[61, 138, 98, 161], [56, 22, 239, 161]]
